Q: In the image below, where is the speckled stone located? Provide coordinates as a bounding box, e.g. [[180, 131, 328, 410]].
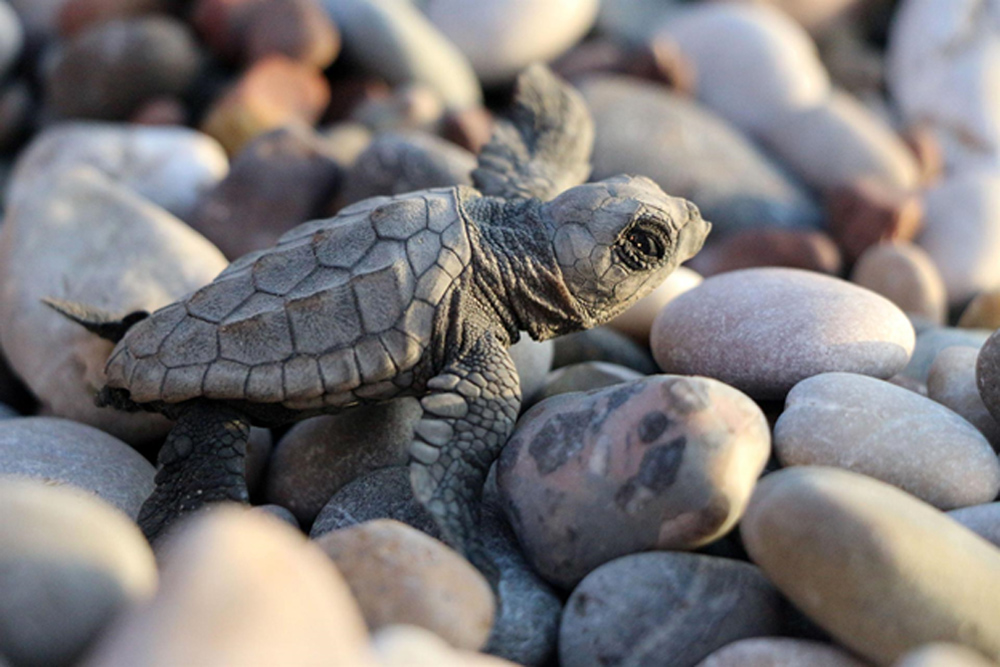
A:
[[658, 3, 830, 136], [498, 375, 771, 589], [904, 327, 992, 383], [315, 519, 494, 650], [695, 638, 869, 667], [608, 266, 702, 343], [761, 89, 919, 193], [83, 507, 372, 666], [265, 398, 421, 525], [0, 479, 157, 667], [0, 168, 227, 446], [0, 417, 155, 519], [949, 503, 1000, 549], [424, 0, 599, 85], [928, 347, 1000, 450], [920, 170, 1000, 306], [533, 362, 643, 404], [851, 242, 947, 325], [323, 0, 482, 110], [553, 326, 658, 375], [742, 467, 1000, 666], [895, 644, 999, 667], [580, 75, 823, 237], [8, 122, 228, 221], [977, 329, 1000, 426], [44, 17, 202, 121], [560, 552, 784, 667], [652, 268, 916, 400], [775, 372, 1000, 509]]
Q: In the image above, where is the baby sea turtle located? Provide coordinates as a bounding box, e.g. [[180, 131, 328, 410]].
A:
[[49, 66, 711, 558]]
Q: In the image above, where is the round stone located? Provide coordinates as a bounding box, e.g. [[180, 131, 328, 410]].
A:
[[0, 479, 157, 667], [314, 519, 495, 651], [658, 3, 830, 136], [651, 268, 916, 400], [85, 507, 372, 665], [928, 346, 1000, 450], [920, 170, 1000, 306], [0, 416, 155, 518], [498, 375, 771, 589], [608, 266, 702, 343], [559, 552, 784, 667], [424, 0, 599, 85], [580, 75, 823, 238], [742, 466, 1000, 665], [850, 241, 947, 325], [948, 502, 1000, 549], [775, 372, 1000, 509], [265, 398, 421, 525], [695, 637, 869, 667]]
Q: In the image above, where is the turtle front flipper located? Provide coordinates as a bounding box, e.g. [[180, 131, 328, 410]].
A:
[[138, 404, 251, 543], [409, 333, 520, 563]]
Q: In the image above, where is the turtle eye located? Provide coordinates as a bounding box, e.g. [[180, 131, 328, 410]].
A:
[[627, 228, 664, 260], [617, 221, 668, 270]]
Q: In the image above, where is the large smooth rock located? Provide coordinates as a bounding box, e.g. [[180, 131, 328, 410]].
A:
[[315, 519, 495, 651], [920, 170, 1000, 306], [659, 3, 830, 136], [608, 266, 702, 343], [696, 637, 869, 667], [0, 168, 228, 445], [322, 0, 481, 109], [559, 552, 784, 667], [580, 75, 823, 237], [928, 346, 1000, 450], [424, 0, 598, 85], [44, 17, 202, 121], [761, 90, 920, 193], [8, 122, 228, 221], [742, 467, 1000, 666], [498, 375, 771, 589], [851, 242, 947, 325], [84, 507, 372, 666], [887, 0, 1000, 170], [775, 372, 1000, 509], [652, 268, 916, 400], [265, 398, 421, 526], [0, 417, 154, 518], [0, 479, 157, 667]]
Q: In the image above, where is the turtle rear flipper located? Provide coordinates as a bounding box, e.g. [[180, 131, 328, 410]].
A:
[[472, 64, 595, 202], [42, 297, 149, 343]]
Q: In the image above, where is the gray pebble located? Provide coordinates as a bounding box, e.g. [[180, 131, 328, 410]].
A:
[[901, 327, 993, 382], [553, 327, 658, 374], [533, 361, 643, 404], [508, 333, 554, 405]]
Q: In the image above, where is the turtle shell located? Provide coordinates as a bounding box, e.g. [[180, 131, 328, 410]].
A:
[[104, 187, 474, 410]]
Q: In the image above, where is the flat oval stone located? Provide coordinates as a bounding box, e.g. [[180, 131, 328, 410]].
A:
[[0, 416, 155, 518], [265, 398, 420, 525], [695, 637, 869, 667], [0, 479, 157, 667], [949, 502, 1000, 549], [775, 372, 1000, 509], [497, 375, 771, 589], [580, 75, 822, 237], [84, 507, 372, 666], [608, 266, 702, 343], [928, 346, 1000, 450], [425, 0, 598, 85], [652, 268, 915, 400], [314, 519, 495, 651], [658, 3, 830, 136], [851, 242, 947, 325], [742, 467, 1000, 665], [559, 552, 784, 667], [920, 170, 1000, 306]]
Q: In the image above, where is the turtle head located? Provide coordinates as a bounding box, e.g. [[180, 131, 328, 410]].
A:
[[540, 175, 711, 326]]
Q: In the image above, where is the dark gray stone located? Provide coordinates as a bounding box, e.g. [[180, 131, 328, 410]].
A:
[[553, 327, 658, 374], [559, 552, 784, 667]]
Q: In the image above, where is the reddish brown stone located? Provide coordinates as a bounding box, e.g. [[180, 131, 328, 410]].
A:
[[686, 228, 843, 277], [827, 178, 924, 262], [323, 76, 391, 124], [199, 55, 330, 155], [441, 106, 493, 154]]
